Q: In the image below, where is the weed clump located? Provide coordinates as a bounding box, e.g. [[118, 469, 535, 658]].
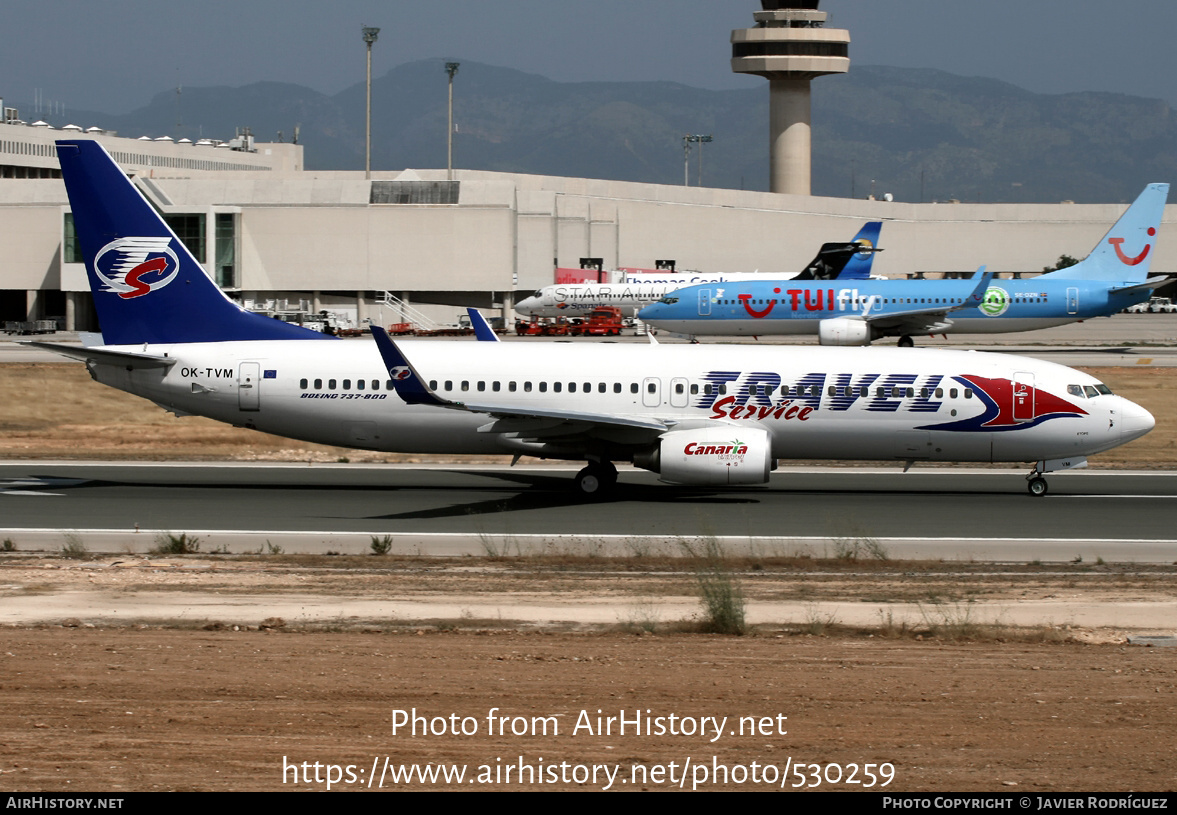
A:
[[370, 534, 394, 556], [152, 533, 202, 555], [680, 537, 746, 636]]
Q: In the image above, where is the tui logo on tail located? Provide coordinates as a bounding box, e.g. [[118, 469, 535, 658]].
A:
[[94, 237, 179, 299], [1108, 227, 1155, 266]]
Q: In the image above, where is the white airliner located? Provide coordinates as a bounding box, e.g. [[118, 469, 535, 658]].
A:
[[33, 140, 1155, 497], [515, 223, 883, 319]]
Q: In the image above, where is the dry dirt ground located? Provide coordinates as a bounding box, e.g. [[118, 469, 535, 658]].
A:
[[2, 362, 1176, 792]]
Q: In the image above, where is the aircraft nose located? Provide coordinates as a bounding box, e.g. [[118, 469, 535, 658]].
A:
[[516, 297, 538, 313], [1118, 396, 1155, 444]]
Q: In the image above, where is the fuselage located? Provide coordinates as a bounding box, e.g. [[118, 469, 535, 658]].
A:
[[638, 277, 1148, 337], [87, 339, 1152, 465], [516, 274, 799, 319]]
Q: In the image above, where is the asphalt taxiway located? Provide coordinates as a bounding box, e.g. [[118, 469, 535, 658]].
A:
[[2, 462, 1175, 562]]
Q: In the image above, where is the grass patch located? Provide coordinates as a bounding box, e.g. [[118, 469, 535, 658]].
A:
[[370, 535, 394, 556]]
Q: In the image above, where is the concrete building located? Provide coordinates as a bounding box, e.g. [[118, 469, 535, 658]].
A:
[[1, 117, 1172, 334]]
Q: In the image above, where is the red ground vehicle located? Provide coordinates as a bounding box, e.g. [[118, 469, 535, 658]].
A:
[[570, 306, 624, 336]]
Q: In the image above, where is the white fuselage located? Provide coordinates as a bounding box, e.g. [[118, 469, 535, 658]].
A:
[[88, 339, 1151, 465]]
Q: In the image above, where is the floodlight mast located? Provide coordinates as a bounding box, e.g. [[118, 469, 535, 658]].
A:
[[362, 26, 380, 180]]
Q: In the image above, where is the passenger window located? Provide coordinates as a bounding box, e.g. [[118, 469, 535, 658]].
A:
[[568, 382, 576, 393], [675, 383, 684, 395], [704, 384, 713, 396], [613, 383, 621, 393], [429, 380, 438, 390], [493, 382, 501, 392], [631, 383, 639, 394], [460, 381, 469, 392], [690, 384, 699, 395], [539, 382, 547, 393], [964, 389, 973, 399], [598, 383, 606, 393], [553, 382, 562, 393], [315, 379, 323, 390], [444, 380, 452, 391], [373, 380, 380, 390], [299, 378, 308, 390], [342, 379, 351, 390], [328, 379, 337, 390], [386, 380, 394, 390], [524, 382, 532, 392], [477, 381, 486, 392], [509, 382, 517, 392], [357, 379, 365, 391], [935, 388, 943, 398]]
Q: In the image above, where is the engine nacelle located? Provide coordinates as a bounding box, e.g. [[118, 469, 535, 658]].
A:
[[818, 317, 872, 346], [634, 426, 773, 486]]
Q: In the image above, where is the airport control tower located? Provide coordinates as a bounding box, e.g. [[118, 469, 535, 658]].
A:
[[731, 1, 850, 195]]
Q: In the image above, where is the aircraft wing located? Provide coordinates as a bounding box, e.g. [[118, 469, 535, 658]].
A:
[[20, 341, 177, 370], [861, 267, 992, 335], [370, 327, 670, 435]]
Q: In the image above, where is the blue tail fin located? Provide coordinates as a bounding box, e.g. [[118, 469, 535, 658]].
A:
[[56, 139, 331, 345], [1040, 184, 1169, 283], [839, 221, 883, 279], [793, 221, 882, 281]]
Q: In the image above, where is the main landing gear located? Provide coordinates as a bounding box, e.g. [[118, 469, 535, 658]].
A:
[[575, 460, 618, 498], [897, 335, 915, 348]]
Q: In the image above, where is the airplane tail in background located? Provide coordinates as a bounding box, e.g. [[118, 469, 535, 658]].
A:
[[794, 221, 883, 281], [1040, 183, 1169, 283], [56, 139, 331, 345]]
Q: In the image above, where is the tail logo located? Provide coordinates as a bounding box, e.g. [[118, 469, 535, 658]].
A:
[[1108, 227, 1155, 266], [94, 237, 179, 299], [389, 366, 412, 381]]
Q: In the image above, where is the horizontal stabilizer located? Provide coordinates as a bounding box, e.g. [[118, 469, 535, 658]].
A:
[[21, 341, 176, 369]]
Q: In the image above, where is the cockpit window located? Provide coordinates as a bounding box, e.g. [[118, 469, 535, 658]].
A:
[[1095, 383, 1113, 395], [1084, 385, 1100, 398], [658, 296, 678, 305], [1067, 385, 1084, 397], [533, 290, 543, 298]]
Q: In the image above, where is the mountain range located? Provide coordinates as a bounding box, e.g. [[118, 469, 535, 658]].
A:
[[16, 60, 1177, 204]]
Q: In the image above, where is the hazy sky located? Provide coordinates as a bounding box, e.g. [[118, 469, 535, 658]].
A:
[[6, 1, 1177, 116]]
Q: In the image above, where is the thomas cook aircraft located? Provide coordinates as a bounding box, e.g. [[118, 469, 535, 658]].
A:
[[31, 140, 1154, 497], [514, 222, 883, 319], [638, 184, 1170, 346]]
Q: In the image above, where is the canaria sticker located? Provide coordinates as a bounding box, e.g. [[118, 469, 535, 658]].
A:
[[980, 286, 1010, 317]]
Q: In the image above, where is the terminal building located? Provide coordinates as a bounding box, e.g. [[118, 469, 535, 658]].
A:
[[1, 99, 1173, 334]]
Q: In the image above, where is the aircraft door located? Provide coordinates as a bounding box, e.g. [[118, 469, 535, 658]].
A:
[[642, 377, 662, 407], [670, 377, 689, 408], [238, 362, 261, 411], [698, 289, 711, 316], [1012, 372, 1034, 422], [1066, 287, 1078, 315]]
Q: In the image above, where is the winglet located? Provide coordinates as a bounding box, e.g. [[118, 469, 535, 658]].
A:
[[370, 327, 449, 407], [961, 266, 993, 308], [466, 308, 500, 342]]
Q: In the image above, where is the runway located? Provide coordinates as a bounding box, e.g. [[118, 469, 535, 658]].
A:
[[2, 462, 1175, 562]]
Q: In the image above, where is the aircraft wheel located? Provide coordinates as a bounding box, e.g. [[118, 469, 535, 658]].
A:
[[575, 462, 617, 498], [898, 335, 914, 348], [1027, 476, 1048, 497]]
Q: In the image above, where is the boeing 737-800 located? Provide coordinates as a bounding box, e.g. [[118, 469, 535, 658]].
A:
[[514, 222, 883, 319], [638, 184, 1170, 346], [32, 140, 1155, 497]]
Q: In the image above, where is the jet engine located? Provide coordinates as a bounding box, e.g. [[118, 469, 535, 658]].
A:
[[633, 426, 773, 486], [818, 317, 873, 346]]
